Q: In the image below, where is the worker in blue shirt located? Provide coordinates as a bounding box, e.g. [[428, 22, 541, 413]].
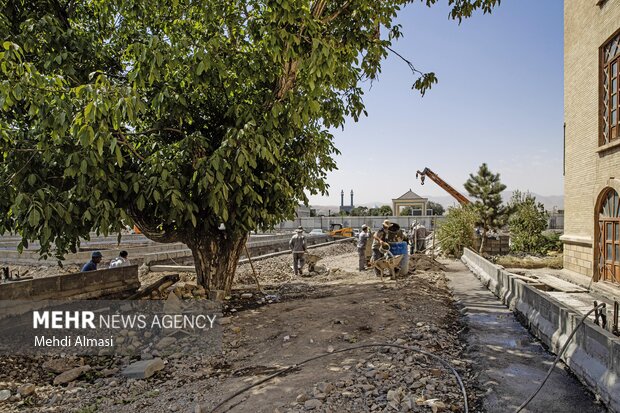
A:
[[81, 251, 103, 272]]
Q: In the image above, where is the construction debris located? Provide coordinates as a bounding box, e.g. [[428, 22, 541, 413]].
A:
[[0, 240, 480, 413], [53, 365, 91, 386], [126, 274, 181, 300], [121, 358, 165, 379]]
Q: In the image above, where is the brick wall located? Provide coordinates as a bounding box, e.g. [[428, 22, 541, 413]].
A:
[[564, 1, 620, 277], [564, 243, 593, 277]]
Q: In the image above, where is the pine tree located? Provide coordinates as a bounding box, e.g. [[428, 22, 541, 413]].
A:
[[464, 163, 509, 254]]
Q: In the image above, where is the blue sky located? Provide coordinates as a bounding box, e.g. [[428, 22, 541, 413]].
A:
[[307, 0, 564, 206]]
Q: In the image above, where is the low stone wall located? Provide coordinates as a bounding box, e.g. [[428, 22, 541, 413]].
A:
[[461, 248, 620, 412], [0, 265, 140, 301]]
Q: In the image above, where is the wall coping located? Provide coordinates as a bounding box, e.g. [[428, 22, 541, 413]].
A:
[[560, 234, 593, 246]]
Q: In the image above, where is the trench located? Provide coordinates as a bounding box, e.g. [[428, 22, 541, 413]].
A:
[[446, 260, 606, 413]]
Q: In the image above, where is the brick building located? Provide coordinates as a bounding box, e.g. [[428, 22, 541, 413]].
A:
[[563, 1, 620, 284]]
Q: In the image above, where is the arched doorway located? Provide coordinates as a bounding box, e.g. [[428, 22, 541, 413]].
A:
[[596, 188, 620, 283]]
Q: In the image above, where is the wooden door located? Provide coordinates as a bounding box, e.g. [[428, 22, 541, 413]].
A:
[[598, 189, 620, 283], [601, 221, 620, 282]]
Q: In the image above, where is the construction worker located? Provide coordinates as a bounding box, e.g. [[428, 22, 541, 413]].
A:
[[109, 250, 130, 268], [415, 222, 428, 252], [371, 220, 392, 276], [357, 224, 370, 270], [81, 251, 103, 272], [289, 226, 307, 275], [409, 222, 418, 254]]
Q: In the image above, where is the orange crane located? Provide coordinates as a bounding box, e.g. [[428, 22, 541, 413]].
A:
[[415, 167, 470, 206]]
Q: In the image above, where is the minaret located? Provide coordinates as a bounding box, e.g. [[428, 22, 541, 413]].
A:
[[340, 190, 344, 207], [350, 190, 354, 207]]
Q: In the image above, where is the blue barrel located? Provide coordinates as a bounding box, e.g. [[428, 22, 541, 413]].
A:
[[389, 242, 409, 275]]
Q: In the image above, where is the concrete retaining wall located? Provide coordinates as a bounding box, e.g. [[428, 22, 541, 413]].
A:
[[279, 215, 444, 232], [142, 235, 330, 266], [0, 243, 187, 266], [0, 234, 329, 267], [461, 248, 620, 412], [0, 265, 140, 301]]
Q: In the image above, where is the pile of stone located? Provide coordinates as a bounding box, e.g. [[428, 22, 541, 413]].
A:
[[147, 282, 207, 300]]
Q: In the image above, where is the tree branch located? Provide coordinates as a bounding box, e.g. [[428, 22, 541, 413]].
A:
[[386, 46, 425, 77], [113, 133, 146, 161], [4, 152, 37, 185], [121, 127, 185, 136], [127, 205, 182, 244], [322, 0, 351, 24], [273, 0, 330, 102]]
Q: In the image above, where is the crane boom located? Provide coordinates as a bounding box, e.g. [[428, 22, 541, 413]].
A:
[[415, 168, 470, 206]]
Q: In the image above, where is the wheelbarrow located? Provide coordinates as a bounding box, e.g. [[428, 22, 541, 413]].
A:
[[289, 253, 323, 275], [305, 254, 322, 273], [371, 254, 404, 281]]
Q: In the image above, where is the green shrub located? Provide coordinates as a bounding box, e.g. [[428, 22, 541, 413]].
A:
[[508, 191, 549, 254], [437, 205, 477, 257], [541, 231, 563, 253]]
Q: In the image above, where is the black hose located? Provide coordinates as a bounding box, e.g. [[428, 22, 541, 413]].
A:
[[210, 343, 469, 413], [515, 303, 605, 412]]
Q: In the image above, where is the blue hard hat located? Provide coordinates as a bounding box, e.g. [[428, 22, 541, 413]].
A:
[[92, 251, 103, 258]]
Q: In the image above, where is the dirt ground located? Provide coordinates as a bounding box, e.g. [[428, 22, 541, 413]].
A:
[[0, 243, 479, 413]]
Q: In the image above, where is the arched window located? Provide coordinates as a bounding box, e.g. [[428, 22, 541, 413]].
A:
[[601, 30, 620, 145], [597, 188, 620, 283]]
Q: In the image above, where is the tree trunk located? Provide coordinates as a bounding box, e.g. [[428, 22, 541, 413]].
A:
[[479, 228, 487, 254], [186, 232, 248, 295]]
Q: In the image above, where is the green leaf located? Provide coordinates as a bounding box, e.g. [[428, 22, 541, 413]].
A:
[[115, 146, 123, 166], [28, 209, 41, 226], [136, 194, 145, 211]]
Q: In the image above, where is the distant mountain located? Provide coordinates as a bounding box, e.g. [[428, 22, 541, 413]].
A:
[[501, 191, 564, 211], [415, 192, 563, 212], [311, 191, 563, 215]]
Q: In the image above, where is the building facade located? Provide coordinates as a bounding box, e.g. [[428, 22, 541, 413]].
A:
[[563, 0, 620, 284], [392, 189, 428, 217]]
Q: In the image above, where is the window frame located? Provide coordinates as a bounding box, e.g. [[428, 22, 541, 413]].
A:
[[600, 27, 620, 147]]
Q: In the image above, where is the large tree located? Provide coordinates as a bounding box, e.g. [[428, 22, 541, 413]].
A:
[[426, 201, 445, 216], [0, 0, 499, 293], [464, 163, 509, 254]]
